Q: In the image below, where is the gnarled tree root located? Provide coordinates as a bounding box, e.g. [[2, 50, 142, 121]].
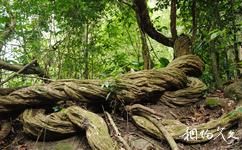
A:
[[104, 112, 132, 150], [161, 77, 207, 106], [22, 106, 119, 150], [128, 104, 242, 144], [139, 114, 179, 150]]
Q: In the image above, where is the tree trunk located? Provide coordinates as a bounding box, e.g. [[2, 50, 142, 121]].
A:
[[83, 23, 89, 79], [0, 55, 204, 113], [140, 32, 152, 70], [209, 0, 222, 88], [133, 0, 174, 47], [210, 43, 222, 88], [174, 34, 192, 58], [170, 0, 177, 42], [135, 4, 152, 70], [191, 0, 197, 43], [232, 16, 240, 78], [224, 51, 231, 80]]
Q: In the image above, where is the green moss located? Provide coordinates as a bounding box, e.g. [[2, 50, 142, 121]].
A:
[[55, 143, 74, 150], [205, 97, 220, 107]]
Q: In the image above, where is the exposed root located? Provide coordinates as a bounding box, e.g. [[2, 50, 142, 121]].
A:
[[66, 106, 118, 150], [126, 104, 166, 119], [161, 77, 207, 106], [129, 104, 242, 143], [104, 112, 132, 150], [22, 106, 118, 150], [141, 114, 179, 150]]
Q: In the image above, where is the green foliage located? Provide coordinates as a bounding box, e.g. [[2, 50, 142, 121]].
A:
[[158, 57, 170, 68], [179, 0, 242, 87]]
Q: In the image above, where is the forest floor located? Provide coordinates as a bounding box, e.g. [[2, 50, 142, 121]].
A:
[[0, 90, 242, 150]]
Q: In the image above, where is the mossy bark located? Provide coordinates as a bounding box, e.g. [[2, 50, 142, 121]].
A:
[[22, 106, 119, 150]]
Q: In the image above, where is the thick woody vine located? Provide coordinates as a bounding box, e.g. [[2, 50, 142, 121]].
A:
[[0, 55, 242, 150]]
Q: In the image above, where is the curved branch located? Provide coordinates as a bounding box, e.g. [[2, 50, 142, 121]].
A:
[[0, 59, 38, 85], [133, 0, 174, 47], [0, 59, 48, 78]]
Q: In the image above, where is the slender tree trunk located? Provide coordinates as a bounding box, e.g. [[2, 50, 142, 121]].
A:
[[191, 0, 197, 44], [170, 0, 193, 59], [140, 31, 151, 70], [210, 44, 222, 88], [233, 33, 240, 78], [209, 0, 222, 88], [134, 4, 152, 70], [170, 0, 177, 42], [83, 23, 89, 79], [224, 51, 231, 80]]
